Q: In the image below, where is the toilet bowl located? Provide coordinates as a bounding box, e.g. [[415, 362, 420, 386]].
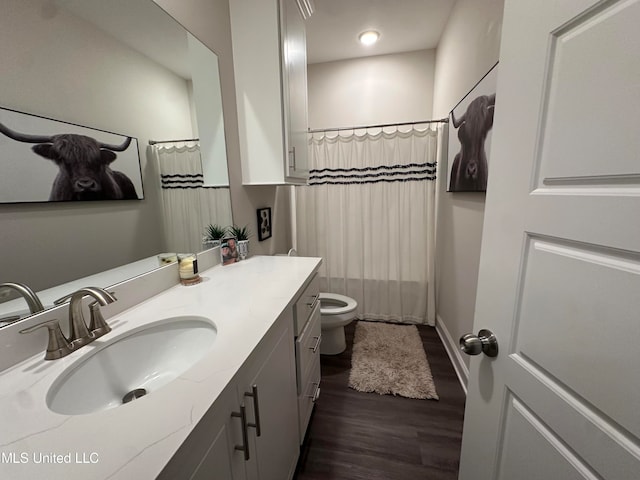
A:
[[319, 292, 357, 355], [282, 249, 358, 355]]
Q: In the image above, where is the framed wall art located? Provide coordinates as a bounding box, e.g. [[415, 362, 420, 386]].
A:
[[0, 106, 143, 203], [447, 62, 498, 192], [257, 207, 272, 241]]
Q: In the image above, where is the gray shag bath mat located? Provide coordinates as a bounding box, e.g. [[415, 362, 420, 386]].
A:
[[349, 321, 439, 400]]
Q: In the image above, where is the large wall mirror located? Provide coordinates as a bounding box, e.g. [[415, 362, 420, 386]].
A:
[[0, 0, 232, 325]]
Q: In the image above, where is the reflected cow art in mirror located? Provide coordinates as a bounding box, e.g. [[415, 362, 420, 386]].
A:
[[0, 108, 142, 203], [0, 0, 233, 326]]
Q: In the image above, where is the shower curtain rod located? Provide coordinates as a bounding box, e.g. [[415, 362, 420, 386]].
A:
[[148, 137, 199, 145], [308, 118, 448, 134]]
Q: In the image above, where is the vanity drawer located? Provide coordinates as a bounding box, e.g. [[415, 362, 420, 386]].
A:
[[295, 300, 321, 392], [298, 354, 321, 444], [294, 273, 319, 335]]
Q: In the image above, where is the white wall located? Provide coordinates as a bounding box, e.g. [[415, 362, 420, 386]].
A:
[[0, 0, 194, 291], [308, 50, 436, 129], [432, 0, 505, 370]]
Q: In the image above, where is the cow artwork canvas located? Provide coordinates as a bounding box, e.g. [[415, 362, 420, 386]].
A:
[[447, 62, 498, 192], [0, 107, 143, 203]]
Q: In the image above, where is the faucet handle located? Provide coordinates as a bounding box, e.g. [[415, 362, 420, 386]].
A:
[[20, 319, 73, 360], [88, 301, 112, 339], [53, 293, 73, 306]]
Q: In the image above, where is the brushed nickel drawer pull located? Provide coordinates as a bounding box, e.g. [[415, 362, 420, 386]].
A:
[[309, 335, 321, 353], [306, 293, 319, 308], [307, 382, 320, 402], [231, 404, 250, 461], [244, 385, 262, 437]]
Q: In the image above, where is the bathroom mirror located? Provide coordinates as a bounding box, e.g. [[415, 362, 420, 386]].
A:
[[0, 0, 233, 324]]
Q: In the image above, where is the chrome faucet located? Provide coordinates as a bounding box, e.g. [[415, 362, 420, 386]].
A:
[[20, 287, 117, 360], [0, 282, 45, 316]]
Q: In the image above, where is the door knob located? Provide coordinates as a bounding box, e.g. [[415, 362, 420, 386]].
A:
[[459, 329, 498, 357]]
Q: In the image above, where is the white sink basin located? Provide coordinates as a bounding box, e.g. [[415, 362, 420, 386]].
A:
[[47, 316, 217, 415]]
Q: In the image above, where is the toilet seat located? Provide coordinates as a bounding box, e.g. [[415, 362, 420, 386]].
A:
[[319, 293, 357, 327], [319, 292, 357, 314]]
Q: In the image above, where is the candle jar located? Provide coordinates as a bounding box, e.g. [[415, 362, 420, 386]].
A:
[[178, 253, 201, 285]]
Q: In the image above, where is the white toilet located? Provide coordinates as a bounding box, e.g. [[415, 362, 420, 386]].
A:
[[318, 292, 358, 355], [285, 249, 358, 355]]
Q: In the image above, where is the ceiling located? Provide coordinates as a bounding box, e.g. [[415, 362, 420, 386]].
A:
[[305, 0, 457, 64]]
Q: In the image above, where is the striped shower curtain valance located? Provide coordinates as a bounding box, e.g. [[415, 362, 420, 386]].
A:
[[308, 160, 437, 185]]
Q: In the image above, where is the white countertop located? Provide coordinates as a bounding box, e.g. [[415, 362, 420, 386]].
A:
[[0, 255, 321, 479]]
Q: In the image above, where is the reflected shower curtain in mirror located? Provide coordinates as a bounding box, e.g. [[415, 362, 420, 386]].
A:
[[153, 143, 232, 253], [295, 125, 443, 325]]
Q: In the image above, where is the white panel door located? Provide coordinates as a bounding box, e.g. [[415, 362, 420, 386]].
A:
[[458, 1, 640, 479]]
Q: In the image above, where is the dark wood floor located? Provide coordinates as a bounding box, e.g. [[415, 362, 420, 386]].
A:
[[294, 321, 466, 480]]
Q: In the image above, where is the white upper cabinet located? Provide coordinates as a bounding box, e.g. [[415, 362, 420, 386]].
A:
[[230, 0, 312, 185]]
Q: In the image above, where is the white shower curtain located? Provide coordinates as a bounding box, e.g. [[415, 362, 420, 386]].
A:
[[152, 143, 232, 254], [295, 124, 443, 325]]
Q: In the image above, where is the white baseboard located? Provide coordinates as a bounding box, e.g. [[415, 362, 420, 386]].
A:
[[435, 314, 468, 396]]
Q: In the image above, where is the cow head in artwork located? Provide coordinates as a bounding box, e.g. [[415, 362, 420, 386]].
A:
[[0, 122, 138, 201]]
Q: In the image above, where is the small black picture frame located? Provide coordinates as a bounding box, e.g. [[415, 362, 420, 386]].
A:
[[257, 207, 272, 241]]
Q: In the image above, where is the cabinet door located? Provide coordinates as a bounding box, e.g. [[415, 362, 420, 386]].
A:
[[240, 312, 299, 480], [158, 386, 246, 480], [281, 0, 309, 181], [191, 414, 245, 480]]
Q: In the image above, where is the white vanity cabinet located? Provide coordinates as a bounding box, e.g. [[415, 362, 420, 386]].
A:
[[293, 273, 321, 443], [157, 383, 246, 480], [237, 309, 299, 480], [230, 0, 312, 185], [159, 309, 299, 480], [0, 256, 324, 480]]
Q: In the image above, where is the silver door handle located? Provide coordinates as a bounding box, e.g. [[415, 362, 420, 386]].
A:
[[289, 146, 296, 171], [459, 329, 498, 357]]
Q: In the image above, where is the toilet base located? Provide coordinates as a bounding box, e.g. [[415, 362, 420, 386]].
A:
[[320, 325, 347, 355]]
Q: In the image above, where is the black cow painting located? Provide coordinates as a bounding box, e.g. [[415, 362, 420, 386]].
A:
[[0, 107, 143, 203], [447, 63, 498, 192]]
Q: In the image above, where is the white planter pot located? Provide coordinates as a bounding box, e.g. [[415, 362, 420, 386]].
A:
[[202, 239, 221, 251], [237, 240, 249, 260]]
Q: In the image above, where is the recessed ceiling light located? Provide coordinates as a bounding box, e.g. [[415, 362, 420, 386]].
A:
[[358, 30, 380, 46]]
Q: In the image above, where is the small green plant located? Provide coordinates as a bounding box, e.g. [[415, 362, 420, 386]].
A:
[[204, 224, 228, 241], [228, 224, 252, 241]]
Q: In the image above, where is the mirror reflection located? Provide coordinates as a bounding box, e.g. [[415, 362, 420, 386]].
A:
[[0, 0, 232, 325]]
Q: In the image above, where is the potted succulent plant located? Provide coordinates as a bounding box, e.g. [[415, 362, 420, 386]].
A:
[[203, 224, 228, 250], [228, 225, 252, 260]]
